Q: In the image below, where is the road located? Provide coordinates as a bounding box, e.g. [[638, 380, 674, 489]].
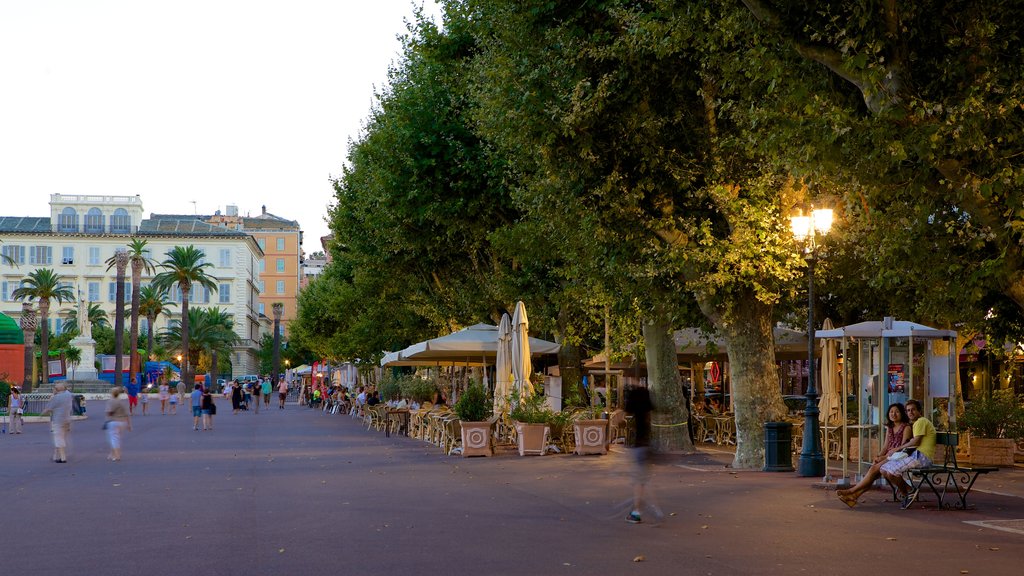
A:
[[2, 401, 1020, 575]]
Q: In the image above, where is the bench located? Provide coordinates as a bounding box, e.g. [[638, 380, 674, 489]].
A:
[[902, 432, 997, 510]]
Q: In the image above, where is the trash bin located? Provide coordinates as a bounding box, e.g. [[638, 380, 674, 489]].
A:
[[763, 421, 794, 472]]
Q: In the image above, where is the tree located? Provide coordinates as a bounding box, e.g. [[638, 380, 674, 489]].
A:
[[65, 346, 82, 383], [124, 238, 156, 386], [12, 268, 75, 387], [106, 249, 129, 386], [138, 285, 174, 362], [160, 307, 238, 383], [151, 246, 218, 387]]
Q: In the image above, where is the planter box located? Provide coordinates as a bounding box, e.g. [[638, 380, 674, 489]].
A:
[[969, 437, 1016, 467], [573, 419, 608, 455], [459, 421, 493, 457], [514, 422, 550, 456]]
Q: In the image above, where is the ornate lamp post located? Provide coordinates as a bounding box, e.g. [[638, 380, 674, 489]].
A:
[[791, 207, 833, 478], [271, 303, 283, 385], [20, 302, 37, 392]]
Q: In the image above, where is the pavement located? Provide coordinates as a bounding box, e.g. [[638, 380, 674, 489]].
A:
[[2, 402, 1022, 576]]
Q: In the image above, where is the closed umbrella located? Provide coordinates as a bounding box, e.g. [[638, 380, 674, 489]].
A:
[[494, 313, 513, 414], [819, 318, 840, 427], [511, 301, 534, 402]]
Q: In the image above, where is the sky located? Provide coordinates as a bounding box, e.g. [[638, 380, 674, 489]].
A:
[[0, 0, 443, 252]]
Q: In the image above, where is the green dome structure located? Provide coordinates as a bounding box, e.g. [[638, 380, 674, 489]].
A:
[[0, 312, 24, 344]]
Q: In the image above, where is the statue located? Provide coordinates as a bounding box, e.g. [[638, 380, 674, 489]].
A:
[[77, 286, 91, 339]]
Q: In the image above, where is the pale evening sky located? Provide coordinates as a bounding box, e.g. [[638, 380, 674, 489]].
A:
[[0, 0, 443, 252]]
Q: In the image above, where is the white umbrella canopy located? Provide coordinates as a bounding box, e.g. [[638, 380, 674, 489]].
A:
[[494, 313, 513, 414], [378, 322, 559, 366], [511, 301, 535, 401], [819, 318, 841, 425]]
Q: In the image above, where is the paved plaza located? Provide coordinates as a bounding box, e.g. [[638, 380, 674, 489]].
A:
[[2, 401, 1021, 575]]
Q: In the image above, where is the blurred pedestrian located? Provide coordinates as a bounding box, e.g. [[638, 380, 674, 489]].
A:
[[105, 386, 132, 461], [201, 387, 215, 431], [261, 377, 272, 408], [6, 385, 24, 434], [158, 377, 170, 415], [624, 385, 654, 524], [40, 383, 74, 463], [168, 386, 178, 414], [277, 377, 288, 410], [191, 384, 203, 431], [140, 384, 150, 415], [126, 378, 140, 415]]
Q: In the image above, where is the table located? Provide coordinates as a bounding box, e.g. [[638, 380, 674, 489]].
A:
[[385, 409, 410, 437]]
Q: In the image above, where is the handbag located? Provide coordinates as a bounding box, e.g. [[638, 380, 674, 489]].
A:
[[102, 420, 111, 431], [887, 451, 907, 461]]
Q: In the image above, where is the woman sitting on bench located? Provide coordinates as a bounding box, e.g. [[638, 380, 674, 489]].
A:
[[837, 402, 913, 508]]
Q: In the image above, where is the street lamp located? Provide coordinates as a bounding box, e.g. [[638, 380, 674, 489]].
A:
[[791, 207, 833, 478], [272, 303, 283, 384]]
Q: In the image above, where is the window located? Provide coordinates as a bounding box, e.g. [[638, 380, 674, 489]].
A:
[[219, 248, 231, 268], [258, 260, 265, 273], [110, 208, 131, 234], [108, 282, 133, 302], [276, 258, 285, 272], [276, 238, 285, 251], [140, 318, 148, 336], [196, 248, 207, 265], [2, 244, 25, 265], [108, 283, 116, 302], [258, 280, 265, 293], [198, 285, 211, 304], [30, 245, 53, 265], [54, 317, 64, 335], [62, 246, 74, 265], [2, 281, 17, 301], [88, 282, 100, 302], [278, 325, 285, 336], [219, 283, 230, 303], [88, 246, 100, 265], [258, 303, 265, 315], [84, 208, 104, 233], [257, 238, 265, 250], [58, 207, 78, 233], [276, 280, 285, 294]]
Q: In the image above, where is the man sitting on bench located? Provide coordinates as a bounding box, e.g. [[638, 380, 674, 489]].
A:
[[879, 399, 937, 509]]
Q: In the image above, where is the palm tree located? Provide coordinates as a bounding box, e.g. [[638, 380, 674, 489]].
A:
[[160, 307, 238, 384], [66, 302, 110, 333], [203, 307, 236, 385], [12, 268, 75, 386], [138, 285, 174, 361], [151, 246, 218, 387], [125, 239, 156, 385], [106, 249, 129, 385]]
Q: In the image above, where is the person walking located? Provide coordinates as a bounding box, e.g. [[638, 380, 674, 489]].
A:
[[231, 381, 243, 414], [158, 378, 170, 415], [40, 383, 74, 463], [105, 386, 132, 461], [190, 384, 203, 431], [252, 378, 262, 414], [200, 387, 215, 431], [140, 384, 150, 415], [6, 385, 24, 434], [125, 378, 140, 415], [261, 377, 272, 409], [624, 385, 656, 524], [168, 385, 178, 414], [277, 377, 288, 410]]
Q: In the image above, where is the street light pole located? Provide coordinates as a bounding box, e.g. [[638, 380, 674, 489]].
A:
[[791, 208, 832, 478]]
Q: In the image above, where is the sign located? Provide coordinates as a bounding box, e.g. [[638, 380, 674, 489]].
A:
[[709, 362, 721, 384], [887, 363, 905, 393]]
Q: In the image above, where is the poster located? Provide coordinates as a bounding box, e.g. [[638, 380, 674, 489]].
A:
[[887, 363, 905, 393]]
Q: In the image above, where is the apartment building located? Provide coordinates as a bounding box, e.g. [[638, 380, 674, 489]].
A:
[[205, 205, 302, 336], [0, 194, 265, 377]]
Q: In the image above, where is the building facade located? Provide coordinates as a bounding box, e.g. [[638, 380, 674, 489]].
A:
[[0, 194, 265, 377], [204, 205, 302, 336]]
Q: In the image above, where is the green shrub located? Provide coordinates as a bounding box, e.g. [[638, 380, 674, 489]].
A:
[[454, 382, 491, 422], [961, 389, 1024, 439], [400, 375, 438, 403], [378, 373, 403, 402], [0, 380, 11, 409], [510, 392, 553, 424]]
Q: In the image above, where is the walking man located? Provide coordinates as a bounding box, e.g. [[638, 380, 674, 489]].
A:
[[252, 377, 262, 414], [40, 383, 74, 463], [261, 377, 272, 409], [277, 377, 288, 410], [191, 384, 203, 431], [624, 385, 655, 523]]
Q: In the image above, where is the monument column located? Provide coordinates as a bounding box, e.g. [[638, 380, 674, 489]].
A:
[[70, 285, 98, 381]]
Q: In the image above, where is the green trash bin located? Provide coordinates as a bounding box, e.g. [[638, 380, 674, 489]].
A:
[[763, 421, 794, 472]]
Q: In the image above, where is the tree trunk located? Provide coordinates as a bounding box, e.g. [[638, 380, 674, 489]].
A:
[[129, 259, 142, 385], [146, 313, 155, 362], [114, 257, 127, 386], [643, 315, 694, 452], [39, 298, 50, 387], [180, 285, 191, 388], [698, 293, 786, 469]]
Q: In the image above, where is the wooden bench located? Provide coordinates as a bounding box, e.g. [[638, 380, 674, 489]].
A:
[[902, 432, 998, 510]]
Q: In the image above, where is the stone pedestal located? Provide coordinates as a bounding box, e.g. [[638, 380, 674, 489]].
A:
[[70, 335, 98, 381]]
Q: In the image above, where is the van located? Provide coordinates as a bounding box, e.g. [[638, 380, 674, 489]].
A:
[[237, 375, 259, 385]]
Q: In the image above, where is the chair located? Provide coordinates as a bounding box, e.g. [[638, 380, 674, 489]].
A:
[[608, 410, 627, 444]]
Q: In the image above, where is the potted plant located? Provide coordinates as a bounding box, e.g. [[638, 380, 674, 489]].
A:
[[961, 389, 1024, 467], [510, 393, 552, 456], [453, 382, 493, 457], [571, 407, 609, 455]]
